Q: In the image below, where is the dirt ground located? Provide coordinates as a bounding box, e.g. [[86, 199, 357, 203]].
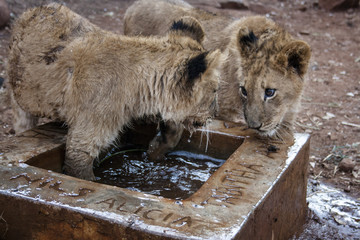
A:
[[0, 0, 359, 239]]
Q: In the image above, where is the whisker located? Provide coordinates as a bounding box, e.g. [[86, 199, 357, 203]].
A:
[[275, 124, 293, 142], [275, 130, 285, 142], [260, 119, 295, 142]]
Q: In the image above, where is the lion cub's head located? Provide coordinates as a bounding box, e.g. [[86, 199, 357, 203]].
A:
[[234, 16, 311, 139], [162, 17, 223, 131]]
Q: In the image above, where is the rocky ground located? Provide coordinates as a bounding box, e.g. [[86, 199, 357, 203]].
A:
[[0, 0, 359, 239]]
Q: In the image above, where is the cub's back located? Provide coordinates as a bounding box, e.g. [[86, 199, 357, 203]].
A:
[[8, 4, 101, 118], [124, 0, 231, 50]]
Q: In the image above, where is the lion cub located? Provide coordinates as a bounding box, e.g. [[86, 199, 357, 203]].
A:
[[125, 0, 311, 142], [8, 4, 222, 180]]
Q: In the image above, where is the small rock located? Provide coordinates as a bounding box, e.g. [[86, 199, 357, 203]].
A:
[[346, 92, 354, 97], [309, 162, 316, 168], [330, 134, 338, 141], [332, 74, 340, 81], [338, 157, 356, 172], [322, 112, 335, 120], [352, 165, 359, 178], [322, 162, 333, 170], [319, 0, 359, 11], [311, 62, 319, 71], [0, 0, 10, 28], [103, 11, 114, 17], [219, 0, 249, 10], [298, 6, 307, 11], [300, 31, 311, 36]]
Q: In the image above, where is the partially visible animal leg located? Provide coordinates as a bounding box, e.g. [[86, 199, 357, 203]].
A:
[[147, 120, 184, 161], [63, 123, 119, 181], [11, 92, 38, 134]]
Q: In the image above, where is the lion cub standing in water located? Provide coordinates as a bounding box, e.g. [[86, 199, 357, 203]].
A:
[[8, 4, 222, 180], [125, 0, 311, 154]]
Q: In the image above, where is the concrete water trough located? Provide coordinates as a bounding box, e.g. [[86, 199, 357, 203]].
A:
[[0, 120, 310, 239]]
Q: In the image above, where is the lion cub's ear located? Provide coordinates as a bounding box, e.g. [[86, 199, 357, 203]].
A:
[[278, 41, 311, 77], [169, 16, 205, 43], [237, 28, 259, 57], [185, 49, 221, 88]]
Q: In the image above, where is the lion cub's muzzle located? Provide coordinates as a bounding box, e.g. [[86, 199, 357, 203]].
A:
[[248, 122, 263, 130], [245, 116, 276, 136], [244, 113, 262, 130]]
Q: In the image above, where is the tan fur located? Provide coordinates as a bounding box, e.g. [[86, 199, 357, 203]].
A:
[[124, 0, 311, 141], [8, 4, 222, 180]]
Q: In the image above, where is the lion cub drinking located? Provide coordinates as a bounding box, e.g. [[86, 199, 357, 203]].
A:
[[8, 4, 222, 180], [125, 0, 311, 142]]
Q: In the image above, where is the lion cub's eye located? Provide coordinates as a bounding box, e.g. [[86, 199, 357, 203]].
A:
[[264, 88, 276, 98], [240, 86, 247, 97]]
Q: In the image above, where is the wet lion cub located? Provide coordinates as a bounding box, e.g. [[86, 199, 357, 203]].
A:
[[125, 0, 311, 142], [8, 4, 222, 180]]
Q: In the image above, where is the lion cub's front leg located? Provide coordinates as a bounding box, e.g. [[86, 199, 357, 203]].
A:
[[147, 121, 184, 161], [63, 127, 97, 180], [63, 122, 119, 181]]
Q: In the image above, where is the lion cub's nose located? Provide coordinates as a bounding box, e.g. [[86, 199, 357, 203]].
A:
[[248, 122, 262, 130]]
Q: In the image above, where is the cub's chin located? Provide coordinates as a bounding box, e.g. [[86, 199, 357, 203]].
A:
[[255, 122, 293, 141], [257, 128, 278, 138]]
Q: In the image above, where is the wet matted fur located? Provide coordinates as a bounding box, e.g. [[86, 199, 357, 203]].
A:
[[8, 4, 223, 180]]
